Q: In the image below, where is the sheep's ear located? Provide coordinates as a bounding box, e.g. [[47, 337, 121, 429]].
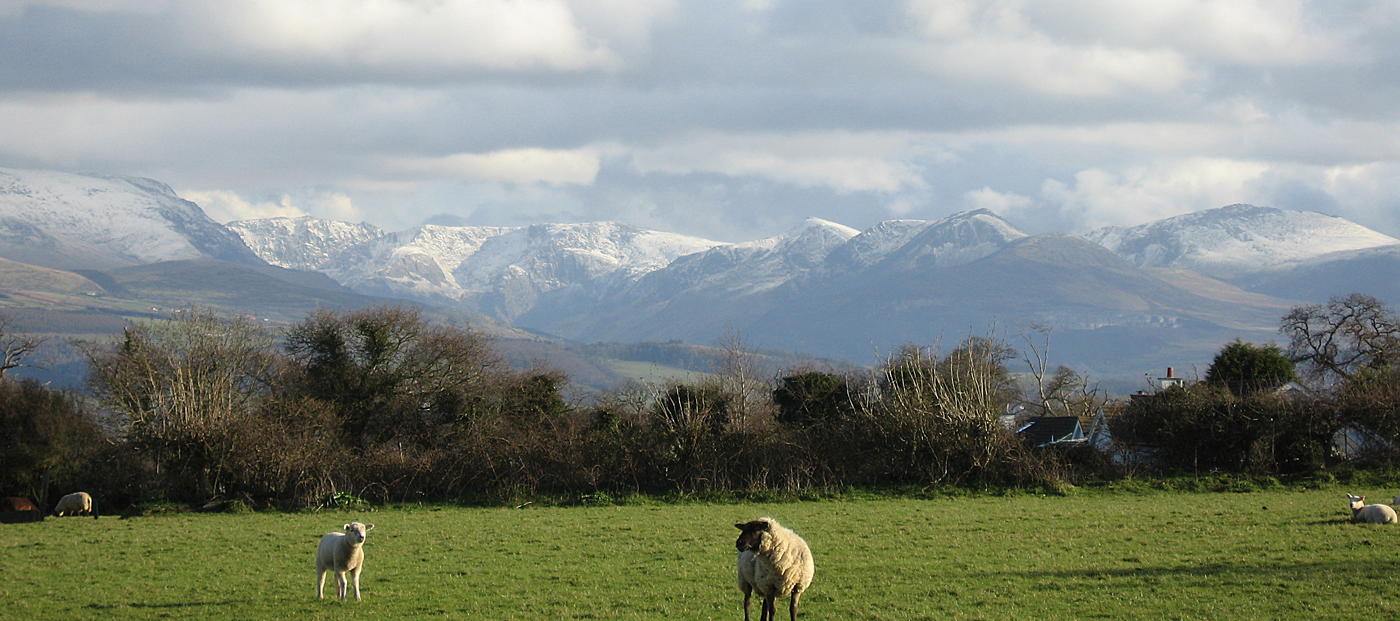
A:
[[365, 524, 374, 531], [344, 523, 352, 531], [735, 523, 745, 530]]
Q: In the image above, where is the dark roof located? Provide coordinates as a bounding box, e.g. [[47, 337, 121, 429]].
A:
[[1017, 416, 1085, 447]]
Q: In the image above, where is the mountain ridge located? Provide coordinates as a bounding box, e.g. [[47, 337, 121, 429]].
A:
[[5, 166, 1398, 381]]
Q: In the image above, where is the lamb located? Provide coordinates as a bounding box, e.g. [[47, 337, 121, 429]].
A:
[[1347, 494, 1397, 524], [316, 522, 374, 601], [735, 518, 814, 621], [53, 492, 92, 517]]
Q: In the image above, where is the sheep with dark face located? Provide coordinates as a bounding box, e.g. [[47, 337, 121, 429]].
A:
[[735, 518, 814, 621], [316, 522, 374, 601]]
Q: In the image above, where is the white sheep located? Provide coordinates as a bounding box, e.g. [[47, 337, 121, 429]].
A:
[[1348, 494, 1397, 524], [53, 492, 92, 517], [735, 517, 814, 621], [316, 522, 374, 601]]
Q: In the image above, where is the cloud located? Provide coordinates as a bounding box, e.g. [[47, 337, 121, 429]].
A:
[[1021, 0, 1344, 66], [2, 1, 1400, 243], [384, 147, 603, 186], [964, 186, 1032, 213], [904, 0, 1197, 97], [182, 189, 361, 223], [1038, 158, 1271, 231], [194, 0, 617, 72], [629, 131, 932, 194]]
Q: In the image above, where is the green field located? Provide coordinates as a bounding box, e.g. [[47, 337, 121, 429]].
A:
[[2, 488, 1398, 620]]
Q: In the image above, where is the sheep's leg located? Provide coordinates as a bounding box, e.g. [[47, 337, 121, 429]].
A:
[[761, 594, 776, 621], [336, 571, 348, 600], [742, 586, 752, 621], [351, 567, 362, 601], [789, 591, 802, 621], [316, 570, 326, 599]]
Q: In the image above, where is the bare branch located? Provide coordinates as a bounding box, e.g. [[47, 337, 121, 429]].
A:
[[0, 313, 46, 377]]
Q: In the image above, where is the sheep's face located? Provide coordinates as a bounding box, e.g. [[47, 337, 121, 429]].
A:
[[1347, 494, 1365, 511], [343, 522, 374, 544], [735, 520, 770, 552]]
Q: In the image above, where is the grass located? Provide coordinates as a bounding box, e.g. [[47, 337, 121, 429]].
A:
[[2, 487, 1398, 620], [606, 359, 713, 385]]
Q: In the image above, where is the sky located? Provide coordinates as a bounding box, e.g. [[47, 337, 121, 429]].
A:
[[2, 0, 1399, 243]]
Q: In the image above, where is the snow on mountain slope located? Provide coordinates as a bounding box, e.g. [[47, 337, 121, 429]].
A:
[[230, 216, 722, 319], [637, 217, 860, 297], [1086, 204, 1398, 280], [227, 216, 386, 274], [871, 208, 1029, 271], [0, 167, 262, 270]]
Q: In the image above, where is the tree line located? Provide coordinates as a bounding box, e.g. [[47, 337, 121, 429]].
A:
[[4, 293, 1400, 510]]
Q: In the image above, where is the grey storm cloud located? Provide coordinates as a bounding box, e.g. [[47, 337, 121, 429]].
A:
[[2, 0, 1400, 241]]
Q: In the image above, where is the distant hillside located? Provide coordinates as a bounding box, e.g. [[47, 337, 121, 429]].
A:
[[13, 163, 1400, 387], [0, 167, 263, 270], [1086, 204, 1399, 281]]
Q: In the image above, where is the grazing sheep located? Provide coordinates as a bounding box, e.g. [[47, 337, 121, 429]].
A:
[[1348, 494, 1397, 524], [53, 492, 92, 517], [316, 522, 374, 601], [735, 518, 814, 621]]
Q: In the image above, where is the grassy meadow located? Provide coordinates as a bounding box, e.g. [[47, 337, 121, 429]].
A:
[[2, 487, 1399, 620]]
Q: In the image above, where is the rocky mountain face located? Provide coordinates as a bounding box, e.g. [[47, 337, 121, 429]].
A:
[[0, 167, 263, 270], [228, 217, 723, 321]]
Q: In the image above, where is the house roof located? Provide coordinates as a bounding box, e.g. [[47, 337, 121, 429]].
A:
[[1017, 416, 1085, 447]]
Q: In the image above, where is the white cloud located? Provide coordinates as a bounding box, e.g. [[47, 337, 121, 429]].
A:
[[904, 1, 1197, 97], [629, 131, 932, 194], [182, 190, 306, 222], [1039, 158, 1271, 231], [180, 0, 620, 72], [385, 147, 602, 186], [964, 186, 1031, 213], [1030, 0, 1343, 66], [181, 189, 361, 223]]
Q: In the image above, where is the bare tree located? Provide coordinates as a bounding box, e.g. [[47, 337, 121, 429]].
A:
[[863, 334, 1019, 483], [711, 325, 766, 426], [81, 307, 277, 498], [1018, 323, 1055, 413], [0, 313, 46, 377], [1016, 322, 1102, 418], [1281, 293, 1400, 385]]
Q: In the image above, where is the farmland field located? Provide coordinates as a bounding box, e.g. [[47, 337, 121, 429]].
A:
[[2, 488, 1398, 620]]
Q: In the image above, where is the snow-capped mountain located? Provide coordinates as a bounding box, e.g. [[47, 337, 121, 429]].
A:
[[228, 216, 387, 275], [517, 210, 1034, 345], [32, 162, 1400, 379], [0, 167, 262, 270], [230, 217, 722, 320], [1085, 204, 1399, 281], [626, 218, 861, 299], [855, 208, 1029, 272]]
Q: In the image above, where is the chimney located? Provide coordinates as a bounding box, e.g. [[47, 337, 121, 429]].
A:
[[1166, 367, 1175, 378]]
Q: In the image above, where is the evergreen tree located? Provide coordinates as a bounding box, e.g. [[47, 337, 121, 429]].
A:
[[1205, 339, 1296, 396]]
